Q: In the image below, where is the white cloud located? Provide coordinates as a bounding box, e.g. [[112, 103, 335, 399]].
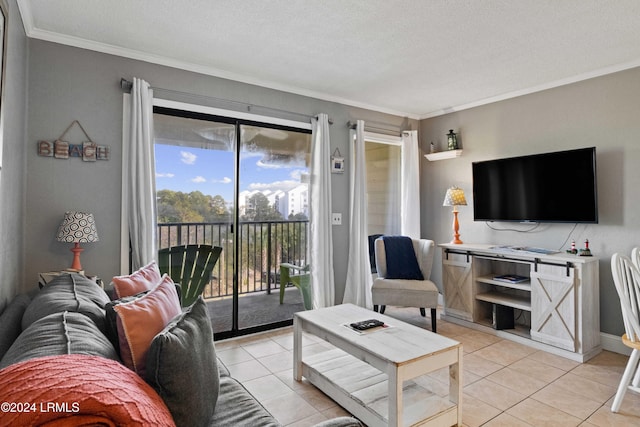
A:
[[212, 177, 232, 184], [156, 172, 175, 178], [191, 176, 206, 183], [248, 180, 305, 193], [181, 151, 197, 165]]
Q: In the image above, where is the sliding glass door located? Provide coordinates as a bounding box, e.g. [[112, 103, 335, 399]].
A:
[[153, 107, 311, 339], [237, 124, 311, 330]]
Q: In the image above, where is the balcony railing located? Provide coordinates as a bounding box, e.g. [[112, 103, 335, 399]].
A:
[[157, 220, 308, 299]]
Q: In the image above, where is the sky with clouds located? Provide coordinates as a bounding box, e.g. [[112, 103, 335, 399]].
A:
[[155, 144, 307, 202]]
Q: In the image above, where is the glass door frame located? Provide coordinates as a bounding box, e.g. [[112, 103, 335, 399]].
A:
[[151, 100, 311, 340]]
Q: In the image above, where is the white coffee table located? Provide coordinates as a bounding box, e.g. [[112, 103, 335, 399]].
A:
[[294, 303, 462, 427]]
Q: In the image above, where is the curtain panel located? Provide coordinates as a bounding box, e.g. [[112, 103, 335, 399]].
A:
[[126, 78, 157, 270], [309, 114, 335, 308], [401, 130, 421, 239], [343, 121, 373, 308]]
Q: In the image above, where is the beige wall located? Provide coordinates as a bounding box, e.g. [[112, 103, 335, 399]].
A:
[[420, 67, 640, 335]]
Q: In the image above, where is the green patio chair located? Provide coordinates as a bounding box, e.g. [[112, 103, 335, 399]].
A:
[[279, 263, 312, 310], [158, 244, 222, 307]]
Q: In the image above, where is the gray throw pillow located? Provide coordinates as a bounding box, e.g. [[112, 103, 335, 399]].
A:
[[0, 294, 32, 360], [0, 311, 118, 369], [144, 297, 219, 427]]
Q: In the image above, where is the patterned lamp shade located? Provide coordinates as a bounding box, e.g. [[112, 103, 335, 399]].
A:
[[443, 187, 467, 207], [56, 212, 99, 243]]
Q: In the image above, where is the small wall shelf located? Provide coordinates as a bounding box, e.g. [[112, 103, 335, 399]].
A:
[[424, 149, 463, 161]]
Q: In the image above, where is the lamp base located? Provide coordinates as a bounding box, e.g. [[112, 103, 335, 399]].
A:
[[451, 209, 463, 244], [70, 242, 84, 271]]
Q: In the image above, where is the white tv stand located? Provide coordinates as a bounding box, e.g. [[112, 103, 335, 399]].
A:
[[440, 243, 601, 362]]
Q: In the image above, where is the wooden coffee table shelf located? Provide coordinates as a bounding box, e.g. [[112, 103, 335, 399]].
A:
[[294, 304, 462, 427]]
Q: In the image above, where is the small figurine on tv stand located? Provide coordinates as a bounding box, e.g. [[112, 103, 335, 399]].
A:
[[579, 239, 593, 257], [566, 240, 578, 255]]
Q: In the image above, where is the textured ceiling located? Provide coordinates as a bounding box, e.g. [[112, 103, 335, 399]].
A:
[[17, 0, 640, 119]]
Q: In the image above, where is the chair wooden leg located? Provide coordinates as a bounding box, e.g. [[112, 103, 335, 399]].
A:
[[373, 305, 379, 312], [379, 305, 386, 314], [612, 348, 640, 412], [431, 308, 437, 333], [279, 282, 286, 304], [420, 308, 426, 317]]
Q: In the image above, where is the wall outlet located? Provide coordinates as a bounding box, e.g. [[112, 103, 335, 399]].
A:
[[331, 213, 342, 225]]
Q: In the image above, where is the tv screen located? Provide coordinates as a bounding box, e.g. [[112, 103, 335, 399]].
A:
[[472, 147, 598, 223]]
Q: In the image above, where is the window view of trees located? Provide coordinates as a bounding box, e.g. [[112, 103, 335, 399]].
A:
[[157, 189, 308, 224], [157, 189, 230, 223]]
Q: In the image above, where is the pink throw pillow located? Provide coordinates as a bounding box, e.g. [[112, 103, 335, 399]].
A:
[[111, 261, 162, 299], [114, 274, 181, 376]]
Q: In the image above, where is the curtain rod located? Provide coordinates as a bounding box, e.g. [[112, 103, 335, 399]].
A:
[[346, 120, 408, 136], [120, 78, 332, 124]]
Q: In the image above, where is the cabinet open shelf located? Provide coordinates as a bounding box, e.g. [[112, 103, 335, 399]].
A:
[[476, 275, 531, 291], [476, 291, 532, 311], [475, 318, 532, 339]]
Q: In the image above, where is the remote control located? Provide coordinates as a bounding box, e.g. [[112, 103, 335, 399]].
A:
[[350, 319, 385, 330]]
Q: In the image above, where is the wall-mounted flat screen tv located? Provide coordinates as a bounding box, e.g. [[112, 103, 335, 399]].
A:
[[472, 147, 598, 223]]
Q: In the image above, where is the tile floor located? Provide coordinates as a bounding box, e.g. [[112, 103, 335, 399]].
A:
[[215, 309, 640, 426]]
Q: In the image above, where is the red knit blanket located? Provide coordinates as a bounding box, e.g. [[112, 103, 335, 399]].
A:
[[0, 354, 175, 426]]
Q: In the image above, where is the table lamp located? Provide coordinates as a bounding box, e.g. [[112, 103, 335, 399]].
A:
[[443, 186, 467, 244], [56, 211, 99, 271]]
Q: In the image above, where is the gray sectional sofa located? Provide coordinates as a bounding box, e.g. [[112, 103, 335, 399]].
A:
[[0, 273, 362, 427]]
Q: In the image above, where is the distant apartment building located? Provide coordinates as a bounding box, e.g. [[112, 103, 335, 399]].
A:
[[287, 184, 309, 217], [238, 185, 308, 218]]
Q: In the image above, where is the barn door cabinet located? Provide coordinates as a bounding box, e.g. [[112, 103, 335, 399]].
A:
[[440, 243, 601, 362]]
